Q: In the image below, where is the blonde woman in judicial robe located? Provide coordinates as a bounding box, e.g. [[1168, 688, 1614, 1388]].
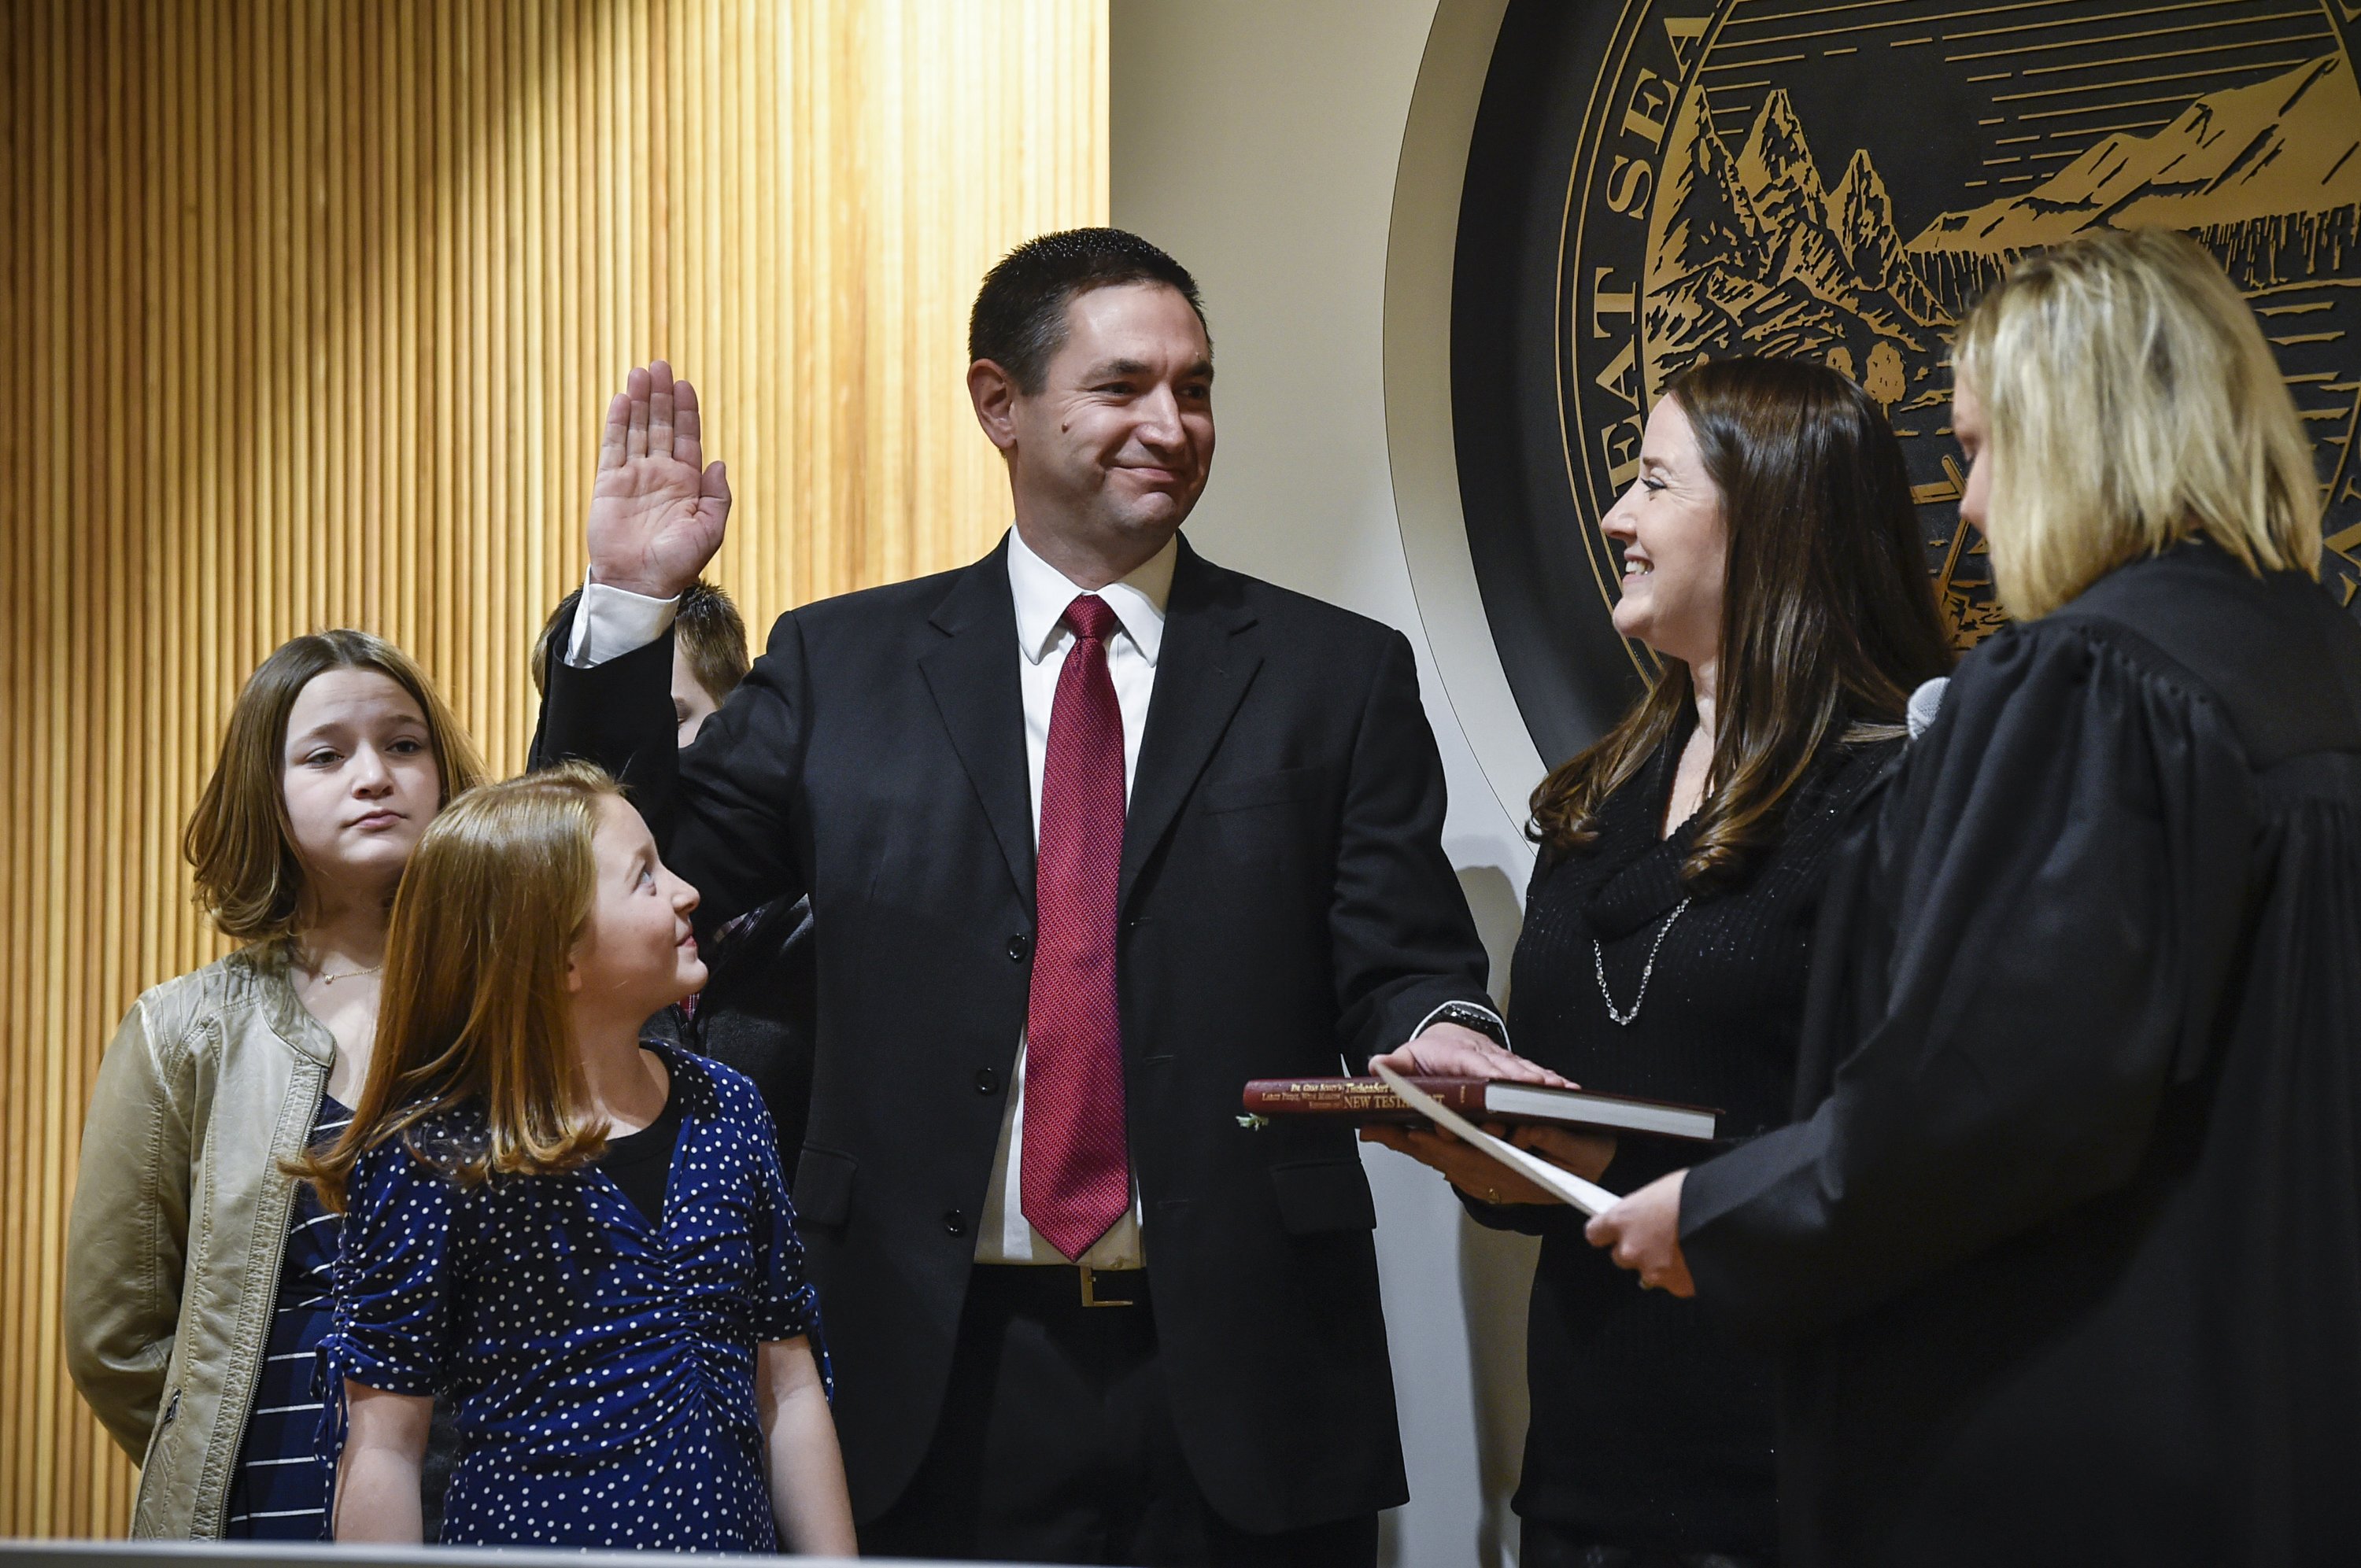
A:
[[1592, 229, 2361, 1566]]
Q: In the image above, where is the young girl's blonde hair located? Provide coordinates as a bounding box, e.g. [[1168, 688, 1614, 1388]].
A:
[[1955, 227, 2321, 620], [298, 761, 624, 1212]]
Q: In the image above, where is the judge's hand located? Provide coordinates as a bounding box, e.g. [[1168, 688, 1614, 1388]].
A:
[[1587, 1170, 1694, 1296], [588, 360, 733, 600], [1369, 1022, 1569, 1086], [1362, 1121, 1614, 1206]]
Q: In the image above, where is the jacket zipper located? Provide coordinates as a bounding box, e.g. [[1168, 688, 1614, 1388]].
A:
[[132, 1387, 183, 1532]]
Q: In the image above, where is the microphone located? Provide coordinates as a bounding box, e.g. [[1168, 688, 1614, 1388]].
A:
[[1906, 677, 1949, 742]]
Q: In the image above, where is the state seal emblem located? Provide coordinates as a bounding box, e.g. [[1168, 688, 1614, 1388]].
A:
[[1453, 0, 2361, 765]]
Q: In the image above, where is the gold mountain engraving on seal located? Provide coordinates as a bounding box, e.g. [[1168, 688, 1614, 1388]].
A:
[[1610, 2, 2361, 644]]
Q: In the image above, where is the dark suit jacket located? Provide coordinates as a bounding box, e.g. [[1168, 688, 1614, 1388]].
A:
[[645, 895, 818, 1167], [532, 533, 1495, 1531]]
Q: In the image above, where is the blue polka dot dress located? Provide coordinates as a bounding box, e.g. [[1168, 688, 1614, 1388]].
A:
[[319, 1044, 821, 1551]]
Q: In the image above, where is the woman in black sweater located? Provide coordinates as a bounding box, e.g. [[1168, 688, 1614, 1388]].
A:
[[1373, 356, 1952, 1566]]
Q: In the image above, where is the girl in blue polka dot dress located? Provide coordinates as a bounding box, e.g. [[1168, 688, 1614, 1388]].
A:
[[298, 762, 857, 1553]]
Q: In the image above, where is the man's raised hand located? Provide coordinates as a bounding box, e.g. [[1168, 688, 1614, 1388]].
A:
[[587, 361, 732, 600]]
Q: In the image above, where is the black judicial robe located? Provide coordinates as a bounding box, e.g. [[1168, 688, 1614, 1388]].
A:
[[1680, 542, 2361, 1567]]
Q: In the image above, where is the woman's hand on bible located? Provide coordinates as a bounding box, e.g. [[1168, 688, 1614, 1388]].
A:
[[1587, 1170, 1694, 1297], [587, 361, 733, 600]]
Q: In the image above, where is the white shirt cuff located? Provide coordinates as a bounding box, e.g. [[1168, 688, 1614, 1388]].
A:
[[564, 575, 679, 669]]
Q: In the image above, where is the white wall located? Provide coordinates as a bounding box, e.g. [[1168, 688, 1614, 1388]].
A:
[[1111, 5, 1536, 1563]]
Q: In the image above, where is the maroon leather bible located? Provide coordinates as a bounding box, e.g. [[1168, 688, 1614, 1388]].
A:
[[1240, 1075, 1718, 1142]]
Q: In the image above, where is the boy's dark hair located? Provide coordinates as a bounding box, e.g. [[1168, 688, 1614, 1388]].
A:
[[529, 589, 584, 699], [674, 580, 751, 704], [529, 580, 749, 705], [968, 227, 1209, 393]]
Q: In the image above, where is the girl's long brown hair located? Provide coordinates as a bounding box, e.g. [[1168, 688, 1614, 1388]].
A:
[[297, 762, 625, 1212], [1529, 356, 1953, 887], [184, 629, 484, 941]]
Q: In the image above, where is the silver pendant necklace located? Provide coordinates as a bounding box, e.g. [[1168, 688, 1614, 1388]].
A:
[[1594, 898, 1691, 1027], [294, 945, 382, 988]]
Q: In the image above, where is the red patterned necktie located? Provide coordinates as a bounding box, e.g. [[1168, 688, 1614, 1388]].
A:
[[1022, 593, 1132, 1260]]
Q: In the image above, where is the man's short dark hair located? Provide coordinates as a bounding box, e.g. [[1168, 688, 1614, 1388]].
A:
[[968, 227, 1208, 393]]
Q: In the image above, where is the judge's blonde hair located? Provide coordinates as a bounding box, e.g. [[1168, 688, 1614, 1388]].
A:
[[1955, 227, 2320, 619]]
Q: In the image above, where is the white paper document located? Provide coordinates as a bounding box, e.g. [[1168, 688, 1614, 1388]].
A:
[[1373, 1061, 1620, 1216]]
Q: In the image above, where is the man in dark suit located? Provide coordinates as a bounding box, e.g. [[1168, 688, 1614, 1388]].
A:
[[534, 228, 1535, 1565], [532, 582, 822, 1168]]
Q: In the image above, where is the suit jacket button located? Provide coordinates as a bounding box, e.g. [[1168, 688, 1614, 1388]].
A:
[[1007, 934, 1030, 961], [943, 1208, 969, 1237], [974, 1067, 1000, 1094]]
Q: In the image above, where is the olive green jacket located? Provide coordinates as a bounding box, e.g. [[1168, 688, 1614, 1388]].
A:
[[65, 943, 334, 1538]]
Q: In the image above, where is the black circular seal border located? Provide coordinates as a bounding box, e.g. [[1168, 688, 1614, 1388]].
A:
[[1455, 2, 1656, 772]]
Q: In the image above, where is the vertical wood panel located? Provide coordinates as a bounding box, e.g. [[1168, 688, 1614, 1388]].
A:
[[0, 0, 1107, 1534]]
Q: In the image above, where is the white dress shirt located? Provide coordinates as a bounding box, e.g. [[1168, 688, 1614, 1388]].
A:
[[567, 526, 1174, 1267]]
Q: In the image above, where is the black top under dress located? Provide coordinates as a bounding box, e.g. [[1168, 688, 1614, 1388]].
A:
[[1682, 543, 2361, 1566], [597, 1068, 687, 1225], [1481, 720, 1899, 1557]]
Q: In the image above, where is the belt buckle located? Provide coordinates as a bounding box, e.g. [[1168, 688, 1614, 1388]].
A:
[[1078, 1264, 1141, 1308]]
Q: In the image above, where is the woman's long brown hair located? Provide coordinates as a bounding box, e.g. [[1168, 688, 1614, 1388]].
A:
[[1529, 356, 1953, 887], [296, 762, 625, 1212]]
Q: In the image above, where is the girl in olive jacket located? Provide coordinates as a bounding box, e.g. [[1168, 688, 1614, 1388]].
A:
[[64, 630, 480, 1538]]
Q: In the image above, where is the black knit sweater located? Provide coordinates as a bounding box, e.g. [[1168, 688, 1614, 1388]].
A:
[[1482, 722, 1899, 1556]]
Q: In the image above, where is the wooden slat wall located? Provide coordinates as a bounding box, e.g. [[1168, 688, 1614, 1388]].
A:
[[0, 0, 1107, 1534]]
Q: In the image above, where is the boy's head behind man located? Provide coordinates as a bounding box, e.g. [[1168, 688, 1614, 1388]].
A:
[[534, 580, 750, 748]]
